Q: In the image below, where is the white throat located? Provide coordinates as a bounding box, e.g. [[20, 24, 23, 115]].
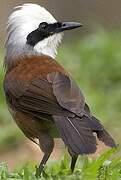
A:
[[5, 4, 63, 67]]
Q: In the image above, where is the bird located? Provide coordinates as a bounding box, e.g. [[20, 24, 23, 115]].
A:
[[4, 3, 116, 175]]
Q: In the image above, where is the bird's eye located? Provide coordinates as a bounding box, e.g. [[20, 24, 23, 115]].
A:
[[39, 22, 48, 30]]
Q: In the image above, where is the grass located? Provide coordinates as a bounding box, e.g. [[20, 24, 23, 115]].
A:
[[0, 148, 121, 180]]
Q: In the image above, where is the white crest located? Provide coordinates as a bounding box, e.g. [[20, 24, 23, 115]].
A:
[[5, 4, 63, 66]]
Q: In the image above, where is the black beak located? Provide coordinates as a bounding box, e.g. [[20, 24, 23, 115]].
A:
[[54, 22, 82, 33]]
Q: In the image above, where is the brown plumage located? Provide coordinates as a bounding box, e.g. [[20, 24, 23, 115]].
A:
[[4, 55, 116, 174]]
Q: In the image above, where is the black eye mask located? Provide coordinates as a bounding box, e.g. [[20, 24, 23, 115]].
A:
[[26, 22, 62, 47]]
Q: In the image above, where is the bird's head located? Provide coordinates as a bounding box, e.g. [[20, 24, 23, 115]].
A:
[[5, 4, 82, 63]]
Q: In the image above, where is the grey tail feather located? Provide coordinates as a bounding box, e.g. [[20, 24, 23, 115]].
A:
[[53, 115, 116, 155], [53, 115, 97, 155]]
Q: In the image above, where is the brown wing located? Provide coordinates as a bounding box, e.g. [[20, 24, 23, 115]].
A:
[[4, 75, 75, 120], [4, 71, 86, 120]]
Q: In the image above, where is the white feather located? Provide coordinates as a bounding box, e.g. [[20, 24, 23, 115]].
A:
[[5, 3, 63, 67]]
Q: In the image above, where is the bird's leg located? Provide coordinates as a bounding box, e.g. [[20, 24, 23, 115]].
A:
[[70, 155, 78, 173], [37, 153, 51, 176], [36, 133, 54, 177]]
